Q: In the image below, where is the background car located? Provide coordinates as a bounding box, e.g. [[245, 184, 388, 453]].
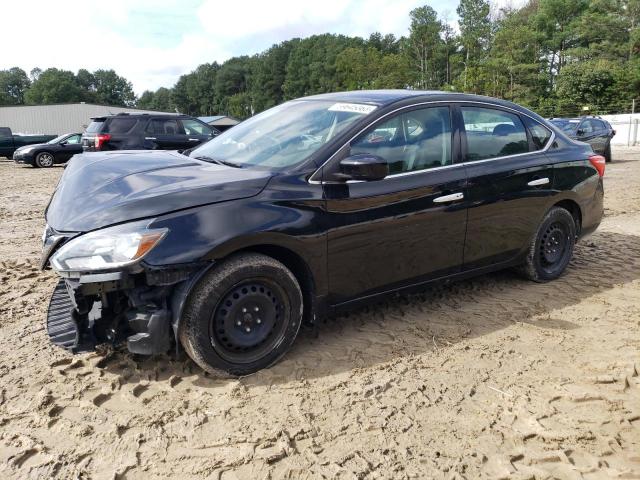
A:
[[549, 116, 616, 162], [81, 113, 220, 152], [0, 127, 57, 159], [12, 133, 83, 167]]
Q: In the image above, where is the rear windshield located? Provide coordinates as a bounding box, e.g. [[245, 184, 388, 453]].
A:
[[85, 121, 104, 133]]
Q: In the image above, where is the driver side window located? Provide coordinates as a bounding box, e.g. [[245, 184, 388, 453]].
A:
[[350, 106, 452, 175]]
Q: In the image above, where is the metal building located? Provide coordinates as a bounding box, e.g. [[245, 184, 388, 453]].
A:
[[198, 115, 240, 132], [0, 103, 173, 135]]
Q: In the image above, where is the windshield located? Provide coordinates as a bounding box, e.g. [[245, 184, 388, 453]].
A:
[[550, 119, 579, 133], [47, 134, 69, 144], [189, 100, 376, 169]]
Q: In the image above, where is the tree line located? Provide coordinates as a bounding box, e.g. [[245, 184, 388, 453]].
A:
[[2, 0, 639, 119], [0, 67, 136, 107]]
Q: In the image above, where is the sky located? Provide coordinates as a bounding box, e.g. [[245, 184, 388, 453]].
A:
[[3, 0, 524, 95]]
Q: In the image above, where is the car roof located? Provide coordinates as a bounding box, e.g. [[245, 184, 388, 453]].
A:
[[302, 89, 451, 105], [90, 113, 189, 120], [300, 90, 542, 114]]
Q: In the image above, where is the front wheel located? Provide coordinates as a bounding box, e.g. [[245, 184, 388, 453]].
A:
[[518, 207, 576, 282], [179, 253, 303, 376], [35, 151, 55, 168]]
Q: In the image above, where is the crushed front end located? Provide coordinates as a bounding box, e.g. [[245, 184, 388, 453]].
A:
[[42, 221, 203, 356]]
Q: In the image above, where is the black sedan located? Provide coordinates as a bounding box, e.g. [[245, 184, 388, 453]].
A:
[[549, 116, 616, 162], [13, 133, 83, 167], [41, 90, 604, 376]]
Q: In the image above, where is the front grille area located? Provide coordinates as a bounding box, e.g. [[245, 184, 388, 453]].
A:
[[46, 280, 80, 350]]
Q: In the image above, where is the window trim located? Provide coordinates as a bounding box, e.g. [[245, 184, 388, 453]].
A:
[[308, 100, 555, 184]]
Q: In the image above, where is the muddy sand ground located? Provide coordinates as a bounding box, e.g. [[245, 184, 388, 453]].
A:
[[0, 148, 638, 479]]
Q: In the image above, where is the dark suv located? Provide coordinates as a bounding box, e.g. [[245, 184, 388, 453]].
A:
[[81, 113, 220, 152], [42, 90, 604, 376], [549, 116, 615, 162]]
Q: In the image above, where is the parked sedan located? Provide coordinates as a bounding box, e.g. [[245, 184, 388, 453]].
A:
[[13, 133, 83, 167], [41, 90, 604, 376], [549, 116, 616, 162]]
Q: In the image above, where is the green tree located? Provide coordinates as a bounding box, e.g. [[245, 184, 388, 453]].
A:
[[457, 0, 492, 91], [151, 87, 175, 112], [24, 68, 86, 104], [283, 34, 364, 99], [556, 60, 631, 113], [0, 67, 30, 105], [251, 40, 298, 112], [137, 90, 156, 110], [407, 6, 445, 89], [92, 69, 136, 106]]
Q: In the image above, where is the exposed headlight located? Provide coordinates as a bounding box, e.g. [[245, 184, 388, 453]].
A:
[[19, 147, 34, 154], [50, 220, 167, 272]]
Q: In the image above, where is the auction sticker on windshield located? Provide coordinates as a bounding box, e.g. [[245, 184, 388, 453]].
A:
[[328, 103, 377, 114]]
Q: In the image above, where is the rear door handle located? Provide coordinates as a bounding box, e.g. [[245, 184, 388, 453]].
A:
[[145, 137, 157, 140], [527, 177, 550, 187], [434, 192, 464, 203]]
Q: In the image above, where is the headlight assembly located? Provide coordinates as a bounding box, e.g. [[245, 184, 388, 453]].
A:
[[50, 220, 167, 272]]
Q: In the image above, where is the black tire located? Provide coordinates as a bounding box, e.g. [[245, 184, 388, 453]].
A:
[[35, 151, 55, 168], [518, 207, 576, 282], [179, 253, 303, 376], [604, 142, 612, 163]]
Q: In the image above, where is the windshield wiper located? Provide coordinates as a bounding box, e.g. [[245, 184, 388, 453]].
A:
[[194, 155, 243, 168]]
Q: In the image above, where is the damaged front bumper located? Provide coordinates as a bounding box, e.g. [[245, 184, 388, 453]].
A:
[[45, 264, 208, 356]]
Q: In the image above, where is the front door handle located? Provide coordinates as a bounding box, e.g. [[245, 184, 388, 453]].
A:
[[527, 177, 550, 187], [434, 192, 464, 203], [188, 138, 200, 142]]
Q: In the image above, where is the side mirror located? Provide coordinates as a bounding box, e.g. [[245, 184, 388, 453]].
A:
[[339, 153, 388, 181], [59, 141, 68, 146], [576, 129, 585, 136]]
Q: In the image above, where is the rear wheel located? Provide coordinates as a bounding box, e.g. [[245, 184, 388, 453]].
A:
[[35, 151, 54, 168], [604, 142, 612, 163], [518, 207, 576, 282], [179, 253, 303, 377]]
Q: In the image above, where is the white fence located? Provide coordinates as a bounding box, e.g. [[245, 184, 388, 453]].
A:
[[601, 113, 640, 146]]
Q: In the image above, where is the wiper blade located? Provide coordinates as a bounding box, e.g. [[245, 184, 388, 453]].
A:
[[194, 155, 243, 168]]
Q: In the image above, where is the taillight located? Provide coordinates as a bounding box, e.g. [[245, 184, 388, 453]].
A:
[[94, 133, 111, 150], [589, 154, 606, 177]]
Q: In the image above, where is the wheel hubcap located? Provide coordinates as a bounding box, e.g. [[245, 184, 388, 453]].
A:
[[210, 281, 286, 363], [40, 154, 53, 166]]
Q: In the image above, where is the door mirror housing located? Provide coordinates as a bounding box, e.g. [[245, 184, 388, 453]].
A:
[[576, 128, 585, 136], [339, 153, 389, 181]]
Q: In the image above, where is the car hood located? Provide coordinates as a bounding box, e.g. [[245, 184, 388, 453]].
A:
[[16, 143, 47, 151], [46, 150, 272, 232]]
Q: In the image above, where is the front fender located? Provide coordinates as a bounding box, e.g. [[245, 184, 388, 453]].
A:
[[144, 193, 328, 295]]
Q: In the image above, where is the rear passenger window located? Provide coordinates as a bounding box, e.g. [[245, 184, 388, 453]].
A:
[[146, 118, 183, 135], [523, 116, 552, 150], [106, 118, 138, 134], [461, 107, 529, 161], [351, 106, 452, 175]]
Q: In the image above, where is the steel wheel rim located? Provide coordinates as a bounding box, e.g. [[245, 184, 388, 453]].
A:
[[539, 222, 569, 269], [209, 279, 288, 364], [39, 153, 53, 167]]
